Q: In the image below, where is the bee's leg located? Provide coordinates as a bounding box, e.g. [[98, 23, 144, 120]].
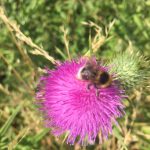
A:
[[87, 83, 93, 90], [94, 84, 98, 89], [94, 84, 100, 97], [96, 89, 99, 97]]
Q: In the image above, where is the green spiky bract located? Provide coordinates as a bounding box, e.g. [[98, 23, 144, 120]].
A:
[[108, 50, 150, 89]]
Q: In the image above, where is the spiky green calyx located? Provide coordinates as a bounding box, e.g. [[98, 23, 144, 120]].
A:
[[108, 50, 150, 89]]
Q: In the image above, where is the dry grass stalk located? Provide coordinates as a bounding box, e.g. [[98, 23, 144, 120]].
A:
[[0, 7, 57, 65], [82, 20, 115, 56], [61, 27, 71, 60]]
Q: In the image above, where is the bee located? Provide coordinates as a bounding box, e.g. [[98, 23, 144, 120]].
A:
[[77, 61, 112, 91]]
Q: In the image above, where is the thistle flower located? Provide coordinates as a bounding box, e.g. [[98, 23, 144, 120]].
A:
[[36, 57, 125, 145]]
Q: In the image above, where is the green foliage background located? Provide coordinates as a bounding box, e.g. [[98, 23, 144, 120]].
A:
[[0, 0, 150, 150]]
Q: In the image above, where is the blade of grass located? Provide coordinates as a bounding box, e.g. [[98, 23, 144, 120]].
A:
[[8, 127, 30, 150], [55, 47, 67, 60], [0, 104, 22, 137], [32, 128, 50, 143], [88, 28, 92, 56]]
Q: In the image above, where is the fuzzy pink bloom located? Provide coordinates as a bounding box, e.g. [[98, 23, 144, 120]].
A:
[[36, 57, 125, 145]]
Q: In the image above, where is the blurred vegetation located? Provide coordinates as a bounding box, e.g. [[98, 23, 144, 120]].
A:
[[0, 0, 150, 150]]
